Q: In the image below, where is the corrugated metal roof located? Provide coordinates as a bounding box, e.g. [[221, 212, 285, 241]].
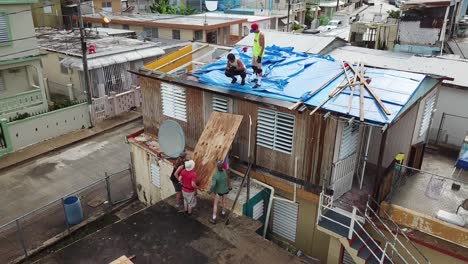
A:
[[235, 31, 346, 55], [61, 47, 165, 70], [329, 46, 468, 88]]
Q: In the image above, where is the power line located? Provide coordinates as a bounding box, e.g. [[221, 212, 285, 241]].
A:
[[0, 3, 58, 16]]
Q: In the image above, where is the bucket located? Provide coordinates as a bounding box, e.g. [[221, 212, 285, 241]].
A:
[[64, 196, 84, 225]]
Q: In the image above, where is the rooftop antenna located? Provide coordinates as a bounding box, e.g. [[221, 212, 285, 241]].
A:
[[204, 1, 218, 25]]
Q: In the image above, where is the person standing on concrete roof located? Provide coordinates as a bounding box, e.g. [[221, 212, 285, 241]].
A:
[[170, 152, 186, 208], [225, 53, 247, 85], [250, 23, 265, 89], [208, 160, 230, 224], [176, 159, 199, 216]]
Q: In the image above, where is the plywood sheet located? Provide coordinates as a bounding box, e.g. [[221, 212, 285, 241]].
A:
[[193, 112, 243, 190]]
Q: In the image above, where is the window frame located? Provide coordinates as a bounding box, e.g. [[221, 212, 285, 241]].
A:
[[144, 27, 159, 38], [256, 108, 295, 154], [161, 82, 187, 122], [0, 12, 12, 47], [172, 29, 181, 40], [0, 71, 5, 92], [194, 30, 203, 41]]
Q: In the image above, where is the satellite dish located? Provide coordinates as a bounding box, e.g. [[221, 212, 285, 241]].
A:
[[158, 120, 186, 158], [205, 1, 218, 11]]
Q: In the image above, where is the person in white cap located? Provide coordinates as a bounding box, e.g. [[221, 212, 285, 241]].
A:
[[176, 160, 199, 215]]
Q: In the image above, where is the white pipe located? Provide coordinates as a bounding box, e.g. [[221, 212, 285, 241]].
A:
[[248, 115, 252, 160], [230, 169, 274, 238], [440, 5, 450, 56], [360, 126, 372, 190]]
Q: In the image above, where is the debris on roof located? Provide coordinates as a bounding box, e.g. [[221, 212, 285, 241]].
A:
[[36, 28, 165, 70], [194, 46, 436, 125]]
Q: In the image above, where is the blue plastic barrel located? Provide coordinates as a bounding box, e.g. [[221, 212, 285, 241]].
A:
[[64, 196, 84, 225]]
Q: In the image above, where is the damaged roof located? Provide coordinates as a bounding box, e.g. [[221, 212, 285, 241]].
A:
[[141, 44, 445, 125]]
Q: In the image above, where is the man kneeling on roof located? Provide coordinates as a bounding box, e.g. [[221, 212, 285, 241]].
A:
[[225, 53, 246, 86]]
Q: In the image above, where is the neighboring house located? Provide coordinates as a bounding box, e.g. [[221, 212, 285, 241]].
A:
[[92, 0, 123, 13], [36, 28, 166, 123], [82, 13, 246, 45], [0, 1, 91, 156], [348, 20, 398, 50], [396, 0, 460, 55], [124, 42, 468, 263], [330, 45, 468, 149], [192, 13, 271, 42], [235, 31, 348, 55], [0, 0, 48, 121], [222, 0, 307, 31], [31, 0, 63, 28]]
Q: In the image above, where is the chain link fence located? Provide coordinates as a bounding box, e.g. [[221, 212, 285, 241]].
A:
[[0, 166, 135, 264], [388, 164, 467, 217]]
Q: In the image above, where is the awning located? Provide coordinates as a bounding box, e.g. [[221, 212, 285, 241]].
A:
[[61, 47, 165, 70]]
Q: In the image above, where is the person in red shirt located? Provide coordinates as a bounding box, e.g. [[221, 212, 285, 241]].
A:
[[176, 160, 199, 215]]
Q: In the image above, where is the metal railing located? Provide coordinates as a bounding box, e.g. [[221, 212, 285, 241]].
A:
[[318, 192, 391, 263], [0, 166, 135, 264], [366, 196, 431, 264], [0, 88, 43, 115], [317, 191, 430, 264]]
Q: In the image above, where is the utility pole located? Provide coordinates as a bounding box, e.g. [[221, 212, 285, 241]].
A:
[[336, 0, 340, 12], [77, 1, 93, 105], [286, 0, 291, 31]]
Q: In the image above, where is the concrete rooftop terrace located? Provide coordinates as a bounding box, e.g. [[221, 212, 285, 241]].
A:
[[83, 13, 247, 29], [36, 28, 162, 58], [37, 195, 310, 264]]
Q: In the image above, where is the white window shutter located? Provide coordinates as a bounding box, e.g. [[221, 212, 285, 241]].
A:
[[272, 199, 299, 242], [257, 108, 295, 154], [212, 96, 229, 113], [161, 83, 187, 122], [418, 93, 436, 138], [151, 162, 161, 188], [339, 123, 360, 160], [0, 14, 9, 44]]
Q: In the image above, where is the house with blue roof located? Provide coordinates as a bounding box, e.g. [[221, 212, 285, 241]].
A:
[[127, 43, 466, 264]]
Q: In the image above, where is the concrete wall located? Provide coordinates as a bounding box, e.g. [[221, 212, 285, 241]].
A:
[[429, 85, 468, 147], [41, 52, 85, 100], [131, 143, 176, 205], [379, 202, 468, 263], [7, 103, 91, 150], [272, 188, 331, 263], [0, 4, 39, 60], [398, 21, 440, 46]]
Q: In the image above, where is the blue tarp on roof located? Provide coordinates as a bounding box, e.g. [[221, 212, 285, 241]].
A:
[[194, 46, 428, 124]]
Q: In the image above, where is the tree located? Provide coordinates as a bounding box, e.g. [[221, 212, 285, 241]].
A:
[[305, 8, 313, 27], [387, 10, 400, 19], [150, 0, 196, 15]]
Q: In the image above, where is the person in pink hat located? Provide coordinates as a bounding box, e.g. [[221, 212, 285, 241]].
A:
[[249, 23, 265, 88]]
